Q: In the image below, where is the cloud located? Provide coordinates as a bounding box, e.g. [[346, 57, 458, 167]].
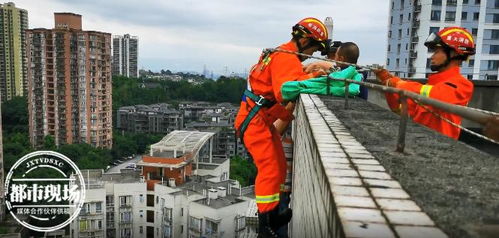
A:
[[14, 0, 390, 73]]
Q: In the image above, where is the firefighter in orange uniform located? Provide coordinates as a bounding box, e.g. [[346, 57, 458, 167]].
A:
[[375, 27, 475, 139], [234, 18, 329, 237]]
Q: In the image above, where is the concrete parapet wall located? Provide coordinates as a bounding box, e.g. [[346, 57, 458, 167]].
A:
[[290, 94, 447, 238]]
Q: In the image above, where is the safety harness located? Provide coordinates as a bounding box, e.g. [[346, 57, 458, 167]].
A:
[[237, 50, 294, 139], [238, 89, 276, 137]]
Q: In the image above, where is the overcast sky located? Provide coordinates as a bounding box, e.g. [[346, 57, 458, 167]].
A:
[[15, 0, 390, 74]]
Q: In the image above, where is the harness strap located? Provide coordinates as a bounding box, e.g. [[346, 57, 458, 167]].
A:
[[239, 89, 275, 138]]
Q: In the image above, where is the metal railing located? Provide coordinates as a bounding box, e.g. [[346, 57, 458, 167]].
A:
[[333, 76, 498, 152], [263, 47, 499, 152]]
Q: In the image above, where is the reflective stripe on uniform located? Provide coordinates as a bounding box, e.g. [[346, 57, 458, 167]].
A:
[[256, 193, 280, 204], [420, 85, 433, 97]]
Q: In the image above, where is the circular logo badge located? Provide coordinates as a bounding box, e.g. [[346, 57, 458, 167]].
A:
[[4, 151, 86, 232]]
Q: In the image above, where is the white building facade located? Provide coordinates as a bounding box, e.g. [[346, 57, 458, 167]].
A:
[[387, 0, 499, 80]]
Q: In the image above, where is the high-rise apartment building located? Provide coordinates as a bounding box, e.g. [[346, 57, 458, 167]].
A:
[[387, 0, 499, 80], [27, 13, 112, 148], [0, 2, 28, 101], [324, 16, 334, 40], [112, 34, 138, 78]]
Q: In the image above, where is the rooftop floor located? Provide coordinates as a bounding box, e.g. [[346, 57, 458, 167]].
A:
[[320, 95, 499, 238]]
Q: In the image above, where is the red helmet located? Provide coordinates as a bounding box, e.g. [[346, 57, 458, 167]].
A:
[[292, 17, 329, 42], [424, 26, 475, 56]]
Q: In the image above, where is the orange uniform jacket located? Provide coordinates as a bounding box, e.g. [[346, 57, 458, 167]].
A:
[[234, 41, 320, 213], [385, 66, 473, 139]]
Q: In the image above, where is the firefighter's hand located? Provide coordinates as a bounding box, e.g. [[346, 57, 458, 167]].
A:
[[373, 68, 394, 84], [304, 62, 334, 74], [484, 116, 499, 141]]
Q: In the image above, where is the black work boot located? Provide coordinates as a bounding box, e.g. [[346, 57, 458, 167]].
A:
[[257, 207, 292, 238]]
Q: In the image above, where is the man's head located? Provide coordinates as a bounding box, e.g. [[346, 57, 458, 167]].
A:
[[291, 17, 329, 61], [325, 40, 342, 59], [424, 27, 475, 72], [333, 42, 360, 68]]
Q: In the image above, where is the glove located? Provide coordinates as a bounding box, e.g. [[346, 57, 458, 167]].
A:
[[484, 116, 499, 141], [374, 68, 401, 87]]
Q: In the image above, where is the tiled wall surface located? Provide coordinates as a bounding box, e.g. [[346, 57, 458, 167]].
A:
[[290, 94, 447, 238]]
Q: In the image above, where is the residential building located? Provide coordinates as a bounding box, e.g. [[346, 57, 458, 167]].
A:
[[324, 16, 334, 40], [55, 131, 256, 238], [0, 2, 28, 101], [387, 0, 499, 80], [26, 13, 112, 148], [112, 34, 138, 78], [116, 103, 183, 134]]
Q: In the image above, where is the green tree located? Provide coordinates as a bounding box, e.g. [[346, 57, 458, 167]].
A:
[[230, 156, 257, 186], [42, 135, 57, 151]]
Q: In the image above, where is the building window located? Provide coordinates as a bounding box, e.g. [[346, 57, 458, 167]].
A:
[[392, 0, 394, 9], [390, 16, 393, 24], [388, 30, 392, 38], [407, 28, 410, 35], [491, 30, 499, 39], [462, 12, 468, 20], [429, 27, 439, 35], [472, 28, 478, 35], [487, 60, 499, 70], [205, 220, 219, 236], [120, 211, 132, 223], [397, 43, 401, 53], [431, 10, 441, 21], [387, 58, 390, 66], [80, 220, 88, 232], [96, 202, 102, 214], [147, 210, 154, 223], [475, 0, 480, 4], [398, 29, 402, 39], [463, 0, 469, 4], [405, 58, 408, 65], [189, 216, 202, 233], [388, 44, 391, 52], [495, 0, 499, 8], [491, 45, 499, 54], [445, 11, 456, 21], [447, 0, 457, 5], [406, 43, 408, 50], [401, 0, 405, 8], [487, 75, 498, 80], [474, 12, 479, 20], [408, 13, 411, 21], [400, 14, 404, 23], [432, 0, 442, 5], [493, 14, 499, 23], [469, 59, 475, 67], [396, 58, 400, 67]]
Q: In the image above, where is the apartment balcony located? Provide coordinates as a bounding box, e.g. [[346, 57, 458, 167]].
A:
[[414, 4, 421, 12]]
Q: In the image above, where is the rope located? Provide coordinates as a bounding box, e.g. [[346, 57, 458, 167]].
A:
[[264, 48, 381, 71], [414, 100, 499, 144], [264, 47, 499, 145]]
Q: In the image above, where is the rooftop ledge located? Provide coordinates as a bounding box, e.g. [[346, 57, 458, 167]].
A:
[[290, 94, 498, 238]]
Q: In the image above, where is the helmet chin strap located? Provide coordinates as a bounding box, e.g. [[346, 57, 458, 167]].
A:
[[294, 36, 316, 62], [430, 47, 453, 72]]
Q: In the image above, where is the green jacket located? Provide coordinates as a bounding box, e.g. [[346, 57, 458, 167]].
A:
[[281, 66, 362, 101]]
